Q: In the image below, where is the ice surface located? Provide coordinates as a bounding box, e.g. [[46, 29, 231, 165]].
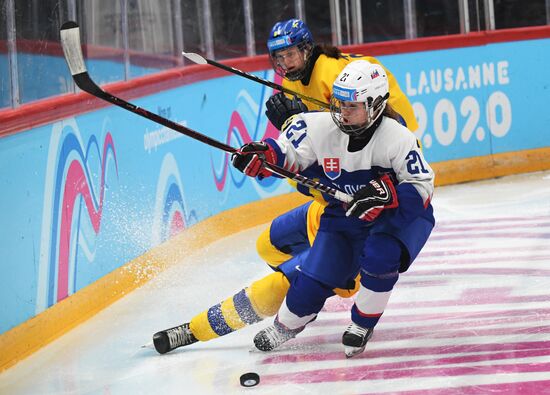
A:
[[1, 171, 550, 394]]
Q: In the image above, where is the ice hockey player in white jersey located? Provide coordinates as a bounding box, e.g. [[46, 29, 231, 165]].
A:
[[231, 59, 435, 357]]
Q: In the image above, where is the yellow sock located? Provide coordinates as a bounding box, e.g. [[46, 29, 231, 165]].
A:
[[189, 271, 290, 342]]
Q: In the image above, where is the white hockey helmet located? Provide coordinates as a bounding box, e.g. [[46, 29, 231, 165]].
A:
[[330, 60, 390, 136]]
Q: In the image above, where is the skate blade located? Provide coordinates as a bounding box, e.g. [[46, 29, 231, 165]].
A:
[[344, 345, 366, 358], [141, 341, 155, 349]]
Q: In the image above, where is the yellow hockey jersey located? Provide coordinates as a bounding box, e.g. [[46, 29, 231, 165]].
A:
[[283, 52, 418, 132]]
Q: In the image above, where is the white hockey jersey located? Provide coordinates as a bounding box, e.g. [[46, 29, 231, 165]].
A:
[[267, 112, 434, 208], [265, 111, 435, 265]]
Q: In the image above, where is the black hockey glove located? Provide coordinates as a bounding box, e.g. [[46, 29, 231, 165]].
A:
[[231, 141, 278, 178], [265, 92, 308, 130], [346, 174, 399, 222]]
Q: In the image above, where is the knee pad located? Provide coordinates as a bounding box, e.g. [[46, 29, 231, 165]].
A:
[[360, 234, 402, 291], [286, 273, 334, 317]]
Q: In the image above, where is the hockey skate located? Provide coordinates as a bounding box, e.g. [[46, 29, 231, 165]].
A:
[[342, 322, 373, 358], [254, 320, 303, 352], [153, 323, 198, 354]]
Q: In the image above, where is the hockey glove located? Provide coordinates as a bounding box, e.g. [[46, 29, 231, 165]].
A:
[[265, 92, 308, 130], [231, 141, 278, 178], [346, 174, 399, 221]]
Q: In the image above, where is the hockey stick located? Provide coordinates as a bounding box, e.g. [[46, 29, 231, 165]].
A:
[[182, 51, 330, 110], [59, 21, 352, 204]]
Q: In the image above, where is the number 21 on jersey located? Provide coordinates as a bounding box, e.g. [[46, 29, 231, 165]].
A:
[[406, 150, 430, 174], [284, 119, 307, 148]]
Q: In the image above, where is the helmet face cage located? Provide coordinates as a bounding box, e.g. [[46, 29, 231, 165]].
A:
[[330, 96, 357, 136], [330, 61, 389, 136], [330, 95, 387, 137], [269, 42, 313, 81], [267, 19, 314, 81]]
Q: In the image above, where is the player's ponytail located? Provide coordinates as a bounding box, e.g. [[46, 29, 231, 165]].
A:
[[383, 104, 401, 122], [317, 44, 342, 59], [383, 103, 410, 128]]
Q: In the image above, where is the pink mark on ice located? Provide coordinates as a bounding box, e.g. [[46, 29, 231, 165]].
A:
[[261, 355, 550, 386], [375, 379, 550, 395]]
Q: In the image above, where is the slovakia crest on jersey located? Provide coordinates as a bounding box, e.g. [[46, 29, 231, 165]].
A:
[[323, 157, 341, 180]]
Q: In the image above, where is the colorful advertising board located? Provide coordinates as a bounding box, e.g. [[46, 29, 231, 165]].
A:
[[1, 35, 549, 335]]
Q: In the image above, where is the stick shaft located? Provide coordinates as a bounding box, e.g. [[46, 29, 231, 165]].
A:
[[73, 73, 234, 153], [193, 54, 330, 109]]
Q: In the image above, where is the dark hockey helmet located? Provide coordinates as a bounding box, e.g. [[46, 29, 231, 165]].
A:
[[267, 18, 314, 81], [330, 60, 389, 137]]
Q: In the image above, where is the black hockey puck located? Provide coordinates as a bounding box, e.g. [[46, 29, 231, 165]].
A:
[[240, 372, 260, 387]]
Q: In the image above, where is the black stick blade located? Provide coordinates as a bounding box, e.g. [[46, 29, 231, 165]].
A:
[[60, 21, 79, 30]]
